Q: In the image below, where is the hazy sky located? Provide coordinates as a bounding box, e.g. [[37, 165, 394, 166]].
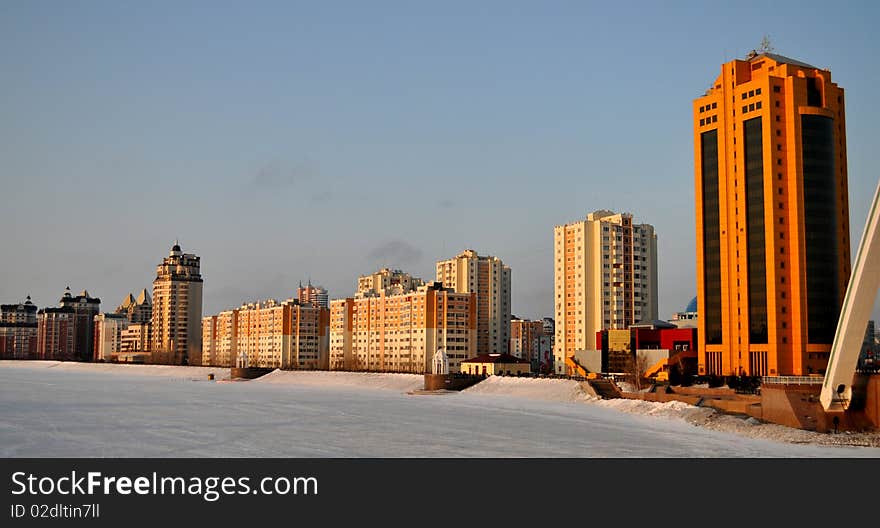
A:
[[2, 0, 879, 321]]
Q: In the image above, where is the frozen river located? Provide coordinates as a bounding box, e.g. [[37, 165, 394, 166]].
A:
[[1, 362, 877, 457]]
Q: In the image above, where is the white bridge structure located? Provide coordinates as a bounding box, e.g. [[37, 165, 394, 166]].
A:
[[820, 179, 880, 411]]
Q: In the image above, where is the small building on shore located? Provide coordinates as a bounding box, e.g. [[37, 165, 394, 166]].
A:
[[460, 353, 531, 377]]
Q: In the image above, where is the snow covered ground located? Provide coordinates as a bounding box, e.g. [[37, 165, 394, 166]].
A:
[[1, 361, 878, 457], [255, 369, 423, 392], [0, 360, 232, 380]]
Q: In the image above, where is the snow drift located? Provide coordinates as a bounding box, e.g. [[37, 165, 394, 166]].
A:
[[462, 375, 598, 402], [254, 369, 424, 393]]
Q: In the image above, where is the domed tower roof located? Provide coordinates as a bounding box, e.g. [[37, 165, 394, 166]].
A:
[[685, 296, 697, 313]]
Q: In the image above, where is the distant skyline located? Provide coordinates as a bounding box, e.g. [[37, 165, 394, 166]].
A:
[[2, 1, 879, 321]]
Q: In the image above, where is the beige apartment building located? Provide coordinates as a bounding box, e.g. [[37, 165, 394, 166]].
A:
[[436, 249, 511, 354], [93, 313, 129, 361], [202, 310, 237, 367], [357, 268, 424, 297], [151, 242, 203, 365], [330, 281, 476, 373], [553, 211, 658, 374], [119, 322, 151, 357], [202, 299, 329, 369]]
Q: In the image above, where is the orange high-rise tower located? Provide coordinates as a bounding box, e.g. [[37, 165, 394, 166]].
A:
[[694, 51, 850, 377]]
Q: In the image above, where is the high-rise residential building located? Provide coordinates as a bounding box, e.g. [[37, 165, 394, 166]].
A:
[[694, 51, 850, 376], [553, 211, 658, 374], [93, 313, 130, 361], [0, 296, 38, 359], [330, 282, 476, 373], [151, 242, 203, 365], [202, 298, 329, 369], [202, 309, 237, 367], [356, 268, 424, 297], [36, 306, 76, 360], [435, 249, 511, 355], [297, 281, 329, 309], [509, 317, 544, 364], [58, 287, 101, 361], [116, 289, 152, 323]]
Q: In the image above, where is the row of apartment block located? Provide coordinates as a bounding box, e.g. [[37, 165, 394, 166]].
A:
[[202, 298, 330, 369], [330, 282, 476, 373], [198, 251, 504, 375], [326, 250, 509, 374]]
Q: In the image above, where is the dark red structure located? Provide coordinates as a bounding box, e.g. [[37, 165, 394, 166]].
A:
[[595, 322, 697, 354], [595, 321, 698, 376], [631, 328, 696, 353]]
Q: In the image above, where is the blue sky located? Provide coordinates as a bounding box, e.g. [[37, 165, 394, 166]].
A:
[[1, 0, 878, 321]]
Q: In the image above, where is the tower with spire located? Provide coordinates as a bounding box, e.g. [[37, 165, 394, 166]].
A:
[[151, 241, 203, 365]]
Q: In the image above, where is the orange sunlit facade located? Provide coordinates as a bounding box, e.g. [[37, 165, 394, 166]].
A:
[[694, 52, 850, 377], [201, 299, 329, 369], [329, 283, 476, 373]]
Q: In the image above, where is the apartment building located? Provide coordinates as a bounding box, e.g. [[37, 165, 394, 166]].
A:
[[116, 289, 152, 324], [330, 282, 476, 373], [202, 299, 329, 369], [356, 268, 424, 297], [151, 242, 203, 365], [553, 211, 658, 374], [93, 313, 130, 361], [0, 296, 38, 359], [436, 249, 511, 354]]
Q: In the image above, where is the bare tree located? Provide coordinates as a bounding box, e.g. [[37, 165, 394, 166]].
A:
[[625, 352, 650, 392]]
